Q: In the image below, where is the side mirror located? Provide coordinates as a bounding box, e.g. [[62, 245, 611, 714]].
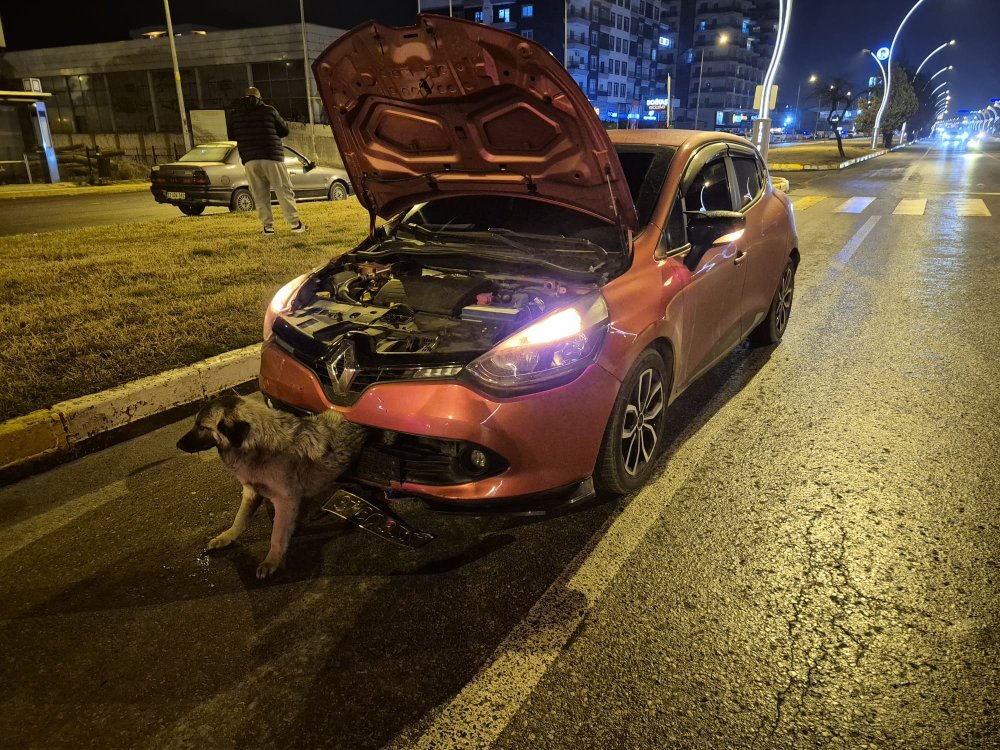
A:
[[304, 161, 317, 172], [686, 210, 746, 248]]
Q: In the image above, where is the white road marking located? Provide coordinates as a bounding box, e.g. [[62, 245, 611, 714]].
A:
[[893, 199, 927, 216], [835, 216, 882, 265], [0, 480, 128, 564], [955, 198, 991, 217], [834, 196, 876, 214]]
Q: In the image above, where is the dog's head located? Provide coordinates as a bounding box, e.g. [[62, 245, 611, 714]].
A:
[[176, 394, 252, 453]]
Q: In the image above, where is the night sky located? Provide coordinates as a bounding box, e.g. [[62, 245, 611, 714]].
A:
[[2, 0, 997, 112]]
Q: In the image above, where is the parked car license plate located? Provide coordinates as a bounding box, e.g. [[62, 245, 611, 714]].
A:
[[165, 191, 186, 199]]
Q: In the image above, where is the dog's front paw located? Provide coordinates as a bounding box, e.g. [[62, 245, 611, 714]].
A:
[[256, 557, 284, 579], [206, 530, 237, 551]]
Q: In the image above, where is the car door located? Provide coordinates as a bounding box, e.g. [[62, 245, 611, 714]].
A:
[[729, 145, 785, 337], [671, 144, 749, 388], [282, 147, 325, 198]]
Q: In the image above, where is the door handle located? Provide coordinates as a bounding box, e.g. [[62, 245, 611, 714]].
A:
[[734, 250, 748, 266]]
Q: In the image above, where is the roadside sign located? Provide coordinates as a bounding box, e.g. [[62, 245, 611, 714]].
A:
[[753, 84, 778, 111], [876, 47, 890, 61]]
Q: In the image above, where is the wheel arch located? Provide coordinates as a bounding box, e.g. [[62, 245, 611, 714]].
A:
[[789, 247, 801, 268]]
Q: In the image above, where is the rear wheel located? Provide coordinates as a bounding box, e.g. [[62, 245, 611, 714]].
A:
[[749, 259, 795, 346], [594, 349, 669, 494], [230, 188, 255, 212], [178, 204, 204, 216], [328, 181, 348, 201]]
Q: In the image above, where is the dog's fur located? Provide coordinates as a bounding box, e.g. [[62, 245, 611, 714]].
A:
[[176, 395, 367, 578]]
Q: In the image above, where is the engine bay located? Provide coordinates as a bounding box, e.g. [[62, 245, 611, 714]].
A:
[[276, 259, 601, 367]]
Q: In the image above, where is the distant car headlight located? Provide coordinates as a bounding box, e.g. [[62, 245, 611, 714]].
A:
[[263, 273, 310, 339], [466, 293, 609, 393]]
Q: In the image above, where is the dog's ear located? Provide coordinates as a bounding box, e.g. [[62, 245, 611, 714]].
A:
[[217, 418, 251, 448]]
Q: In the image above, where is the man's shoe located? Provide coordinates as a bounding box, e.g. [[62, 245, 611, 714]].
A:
[[262, 226, 275, 235], [291, 221, 307, 234]]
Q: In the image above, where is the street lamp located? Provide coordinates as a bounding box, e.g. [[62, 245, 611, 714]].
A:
[[793, 74, 817, 134], [931, 81, 949, 97], [926, 65, 952, 85], [914, 39, 956, 78], [872, 0, 930, 149], [693, 33, 729, 131]]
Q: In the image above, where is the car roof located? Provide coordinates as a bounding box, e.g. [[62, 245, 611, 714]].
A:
[[608, 128, 754, 151]]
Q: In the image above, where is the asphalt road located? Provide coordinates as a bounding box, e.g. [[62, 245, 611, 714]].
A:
[[1, 138, 998, 749], [0, 191, 227, 236]]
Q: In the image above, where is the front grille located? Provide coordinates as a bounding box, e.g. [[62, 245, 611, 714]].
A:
[[354, 435, 508, 487]]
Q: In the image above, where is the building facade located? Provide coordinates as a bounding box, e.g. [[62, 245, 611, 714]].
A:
[[0, 23, 345, 137]]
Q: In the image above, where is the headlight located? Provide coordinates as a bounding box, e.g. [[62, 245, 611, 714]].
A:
[[466, 293, 609, 393], [263, 273, 309, 339]]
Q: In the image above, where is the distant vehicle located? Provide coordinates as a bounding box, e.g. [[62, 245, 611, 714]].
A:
[[938, 128, 972, 148], [150, 141, 353, 216]]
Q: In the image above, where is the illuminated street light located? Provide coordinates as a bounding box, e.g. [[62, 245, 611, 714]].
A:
[[928, 65, 953, 84], [693, 33, 730, 130], [873, 0, 930, 149], [914, 39, 955, 78], [931, 81, 949, 97]]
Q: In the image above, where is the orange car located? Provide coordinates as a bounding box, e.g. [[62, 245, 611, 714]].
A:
[[259, 15, 799, 508]]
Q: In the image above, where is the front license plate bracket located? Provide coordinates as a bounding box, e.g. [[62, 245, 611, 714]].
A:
[[321, 489, 434, 549]]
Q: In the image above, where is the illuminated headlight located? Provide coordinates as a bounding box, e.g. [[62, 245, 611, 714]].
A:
[[466, 293, 609, 392], [263, 273, 310, 338]]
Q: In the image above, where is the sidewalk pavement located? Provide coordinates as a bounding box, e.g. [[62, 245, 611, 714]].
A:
[[0, 181, 151, 200]]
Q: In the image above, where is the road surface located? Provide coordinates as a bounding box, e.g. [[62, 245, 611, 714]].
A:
[[1, 138, 998, 749]]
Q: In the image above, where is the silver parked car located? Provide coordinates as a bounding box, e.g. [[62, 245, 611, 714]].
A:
[[150, 141, 353, 216]]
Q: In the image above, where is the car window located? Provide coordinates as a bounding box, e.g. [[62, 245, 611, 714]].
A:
[[682, 157, 733, 213], [283, 149, 304, 168], [178, 145, 231, 162], [614, 145, 677, 228], [731, 155, 763, 208]]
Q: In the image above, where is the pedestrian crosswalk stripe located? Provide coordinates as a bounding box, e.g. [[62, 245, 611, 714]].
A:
[[893, 199, 927, 216], [955, 198, 991, 217], [835, 197, 876, 213], [791, 195, 826, 211]]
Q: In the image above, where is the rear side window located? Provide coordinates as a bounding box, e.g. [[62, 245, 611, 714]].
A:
[[731, 155, 763, 208], [683, 158, 732, 213]]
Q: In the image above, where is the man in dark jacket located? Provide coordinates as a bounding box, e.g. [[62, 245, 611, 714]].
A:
[[226, 87, 305, 234]]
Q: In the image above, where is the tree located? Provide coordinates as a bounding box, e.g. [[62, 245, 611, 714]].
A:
[[814, 76, 861, 159], [854, 62, 919, 148]]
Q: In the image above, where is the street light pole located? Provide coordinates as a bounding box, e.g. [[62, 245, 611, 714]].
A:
[[872, 0, 929, 149], [694, 47, 705, 130], [299, 0, 316, 159], [914, 40, 955, 78], [163, 0, 191, 151]]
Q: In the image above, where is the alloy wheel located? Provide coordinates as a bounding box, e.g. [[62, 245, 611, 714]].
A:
[[621, 367, 665, 476], [775, 265, 794, 335], [234, 191, 255, 211]]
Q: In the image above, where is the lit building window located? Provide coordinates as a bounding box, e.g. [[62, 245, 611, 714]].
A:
[[659, 36, 670, 47], [497, 7, 511, 22], [522, 4, 533, 17], [474, 11, 483, 22]]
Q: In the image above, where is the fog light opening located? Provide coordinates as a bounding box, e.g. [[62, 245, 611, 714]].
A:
[[462, 446, 490, 475]]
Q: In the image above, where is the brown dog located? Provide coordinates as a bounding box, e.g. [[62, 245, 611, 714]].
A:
[[176, 395, 367, 578]]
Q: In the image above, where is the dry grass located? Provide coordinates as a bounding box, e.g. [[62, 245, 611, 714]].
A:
[[0, 200, 369, 420]]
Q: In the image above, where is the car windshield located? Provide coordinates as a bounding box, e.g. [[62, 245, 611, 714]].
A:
[[614, 145, 677, 228], [394, 196, 625, 254], [178, 146, 231, 162]]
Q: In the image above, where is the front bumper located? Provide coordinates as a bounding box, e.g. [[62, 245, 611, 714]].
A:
[[259, 339, 622, 503], [150, 185, 233, 206]]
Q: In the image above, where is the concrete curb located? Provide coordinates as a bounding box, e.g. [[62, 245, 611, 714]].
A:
[[770, 142, 909, 172], [0, 344, 261, 473]]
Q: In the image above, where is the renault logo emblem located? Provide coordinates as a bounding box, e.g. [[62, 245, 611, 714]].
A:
[[326, 339, 358, 395]]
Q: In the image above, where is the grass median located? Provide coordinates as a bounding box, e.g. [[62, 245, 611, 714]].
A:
[[0, 200, 368, 421], [770, 140, 882, 167]]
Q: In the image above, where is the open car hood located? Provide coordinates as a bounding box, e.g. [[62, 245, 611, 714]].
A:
[[313, 15, 637, 230]]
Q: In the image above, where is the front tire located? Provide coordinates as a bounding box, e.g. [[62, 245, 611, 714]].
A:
[[178, 204, 204, 216], [230, 187, 255, 212], [594, 349, 669, 494], [749, 259, 795, 346], [328, 181, 349, 201]]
